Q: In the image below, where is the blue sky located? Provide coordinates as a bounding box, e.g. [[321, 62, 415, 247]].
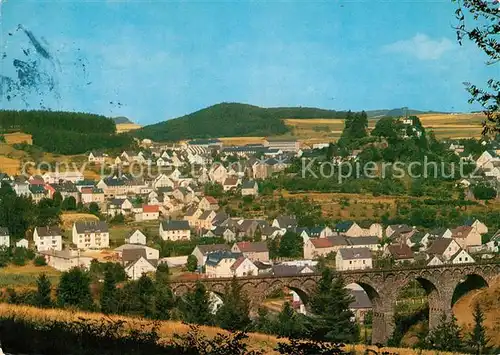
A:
[[1, 0, 497, 124]]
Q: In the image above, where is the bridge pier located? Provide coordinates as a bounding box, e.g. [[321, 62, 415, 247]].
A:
[[371, 309, 395, 345], [428, 285, 454, 330]]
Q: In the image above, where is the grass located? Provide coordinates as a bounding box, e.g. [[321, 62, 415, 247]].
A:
[[0, 303, 467, 354], [280, 113, 486, 144], [3, 132, 33, 145], [60, 212, 99, 230], [116, 123, 142, 133], [0, 263, 60, 288], [453, 276, 500, 347]]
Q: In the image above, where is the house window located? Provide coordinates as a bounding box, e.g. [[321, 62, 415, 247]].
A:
[[349, 261, 352, 264], [465, 257, 468, 261], [363, 260, 365, 264], [459, 257, 462, 261]]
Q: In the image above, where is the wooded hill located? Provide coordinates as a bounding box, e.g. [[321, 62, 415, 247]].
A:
[[133, 103, 353, 142], [0, 110, 135, 155]]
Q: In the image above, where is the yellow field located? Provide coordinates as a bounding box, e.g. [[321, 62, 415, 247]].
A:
[[60, 212, 99, 229], [0, 304, 466, 354], [3, 132, 33, 145], [0, 263, 61, 288], [116, 123, 142, 133], [453, 276, 500, 346], [281, 113, 486, 143], [0, 155, 20, 175], [219, 136, 265, 146]]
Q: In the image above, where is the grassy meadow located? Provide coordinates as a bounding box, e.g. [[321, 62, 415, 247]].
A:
[[0, 303, 472, 354]]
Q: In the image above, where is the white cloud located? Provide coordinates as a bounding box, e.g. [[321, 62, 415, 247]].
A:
[[383, 33, 454, 60]]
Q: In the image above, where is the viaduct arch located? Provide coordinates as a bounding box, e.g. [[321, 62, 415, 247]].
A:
[[169, 262, 500, 344]]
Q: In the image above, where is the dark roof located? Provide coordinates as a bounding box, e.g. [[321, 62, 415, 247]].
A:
[[349, 290, 372, 309], [235, 241, 268, 253], [198, 210, 214, 220], [196, 244, 231, 255], [122, 248, 147, 264], [0, 227, 9, 236], [35, 226, 62, 237], [275, 215, 297, 228], [389, 224, 413, 234], [346, 236, 379, 246], [427, 238, 455, 255], [387, 244, 414, 260], [205, 251, 241, 267], [161, 220, 190, 231], [427, 228, 449, 238], [335, 221, 354, 232], [272, 264, 314, 277], [338, 247, 372, 260], [29, 185, 46, 194], [74, 221, 108, 234], [253, 260, 273, 270], [241, 180, 257, 189]]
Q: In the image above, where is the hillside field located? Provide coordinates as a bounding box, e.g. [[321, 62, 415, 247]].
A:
[[116, 123, 142, 133], [281, 113, 485, 144], [0, 303, 468, 355]]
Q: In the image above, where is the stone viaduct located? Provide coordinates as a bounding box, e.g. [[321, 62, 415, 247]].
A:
[[169, 262, 500, 344]]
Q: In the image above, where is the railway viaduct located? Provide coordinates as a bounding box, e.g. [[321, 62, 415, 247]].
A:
[[169, 262, 500, 344]]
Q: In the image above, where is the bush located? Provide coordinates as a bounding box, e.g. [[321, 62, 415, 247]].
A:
[[34, 255, 47, 266]]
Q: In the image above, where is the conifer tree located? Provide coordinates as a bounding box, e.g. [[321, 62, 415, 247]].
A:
[[100, 267, 118, 314], [426, 313, 463, 352], [309, 269, 358, 342], [216, 276, 251, 331], [469, 303, 490, 355], [57, 267, 93, 310], [180, 281, 213, 325], [35, 273, 52, 308]]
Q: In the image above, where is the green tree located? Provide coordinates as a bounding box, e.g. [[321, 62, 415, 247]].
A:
[[468, 303, 490, 355], [472, 184, 497, 201], [33, 255, 47, 266], [426, 313, 463, 352], [57, 267, 93, 310], [254, 307, 273, 334], [100, 267, 118, 314], [155, 282, 175, 320], [53, 192, 63, 207], [453, 0, 499, 132], [180, 281, 213, 325], [155, 263, 170, 283], [89, 202, 100, 216], [61, 196, 77, 211], [309, 269, 358, 343], [187, 254, 198, 272], [216, 277, 252, 331], [275, 302, 307, 339], [137, 274, 156, 318], [278, 231, 303, 258], [0, 246, 10, 267], [12, 247, 29, 266], [35, 273, 52, 308]]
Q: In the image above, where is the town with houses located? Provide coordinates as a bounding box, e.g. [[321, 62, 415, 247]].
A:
[[0, 134, 499, 315]]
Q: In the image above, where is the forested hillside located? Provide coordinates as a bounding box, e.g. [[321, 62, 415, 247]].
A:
[[0, 110, 135, 155], [134, 103, 352, 141]]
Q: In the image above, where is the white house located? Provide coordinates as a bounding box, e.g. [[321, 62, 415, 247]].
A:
[[72, 221, 109, 249], [126, 230, 147, 245], [115, 244, 160, 260], [33, 226, 63, 252], [0, 227, 9, 248], [231, 256, 259, 277], [426, 238, 475, 265], [336, 247, 372, 271], [159, 220, 191, 241], [40, 249, 93, 272], [88, 151, 106, 164], [124, 256, 157, 280], [16, 238, 29, 248]]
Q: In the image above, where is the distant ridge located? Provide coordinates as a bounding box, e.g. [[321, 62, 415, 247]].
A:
[[113, 116, 133, 124], [366, 108, 448, 118], [133, 102, 351, 142], [133, 102, 450, 142]]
